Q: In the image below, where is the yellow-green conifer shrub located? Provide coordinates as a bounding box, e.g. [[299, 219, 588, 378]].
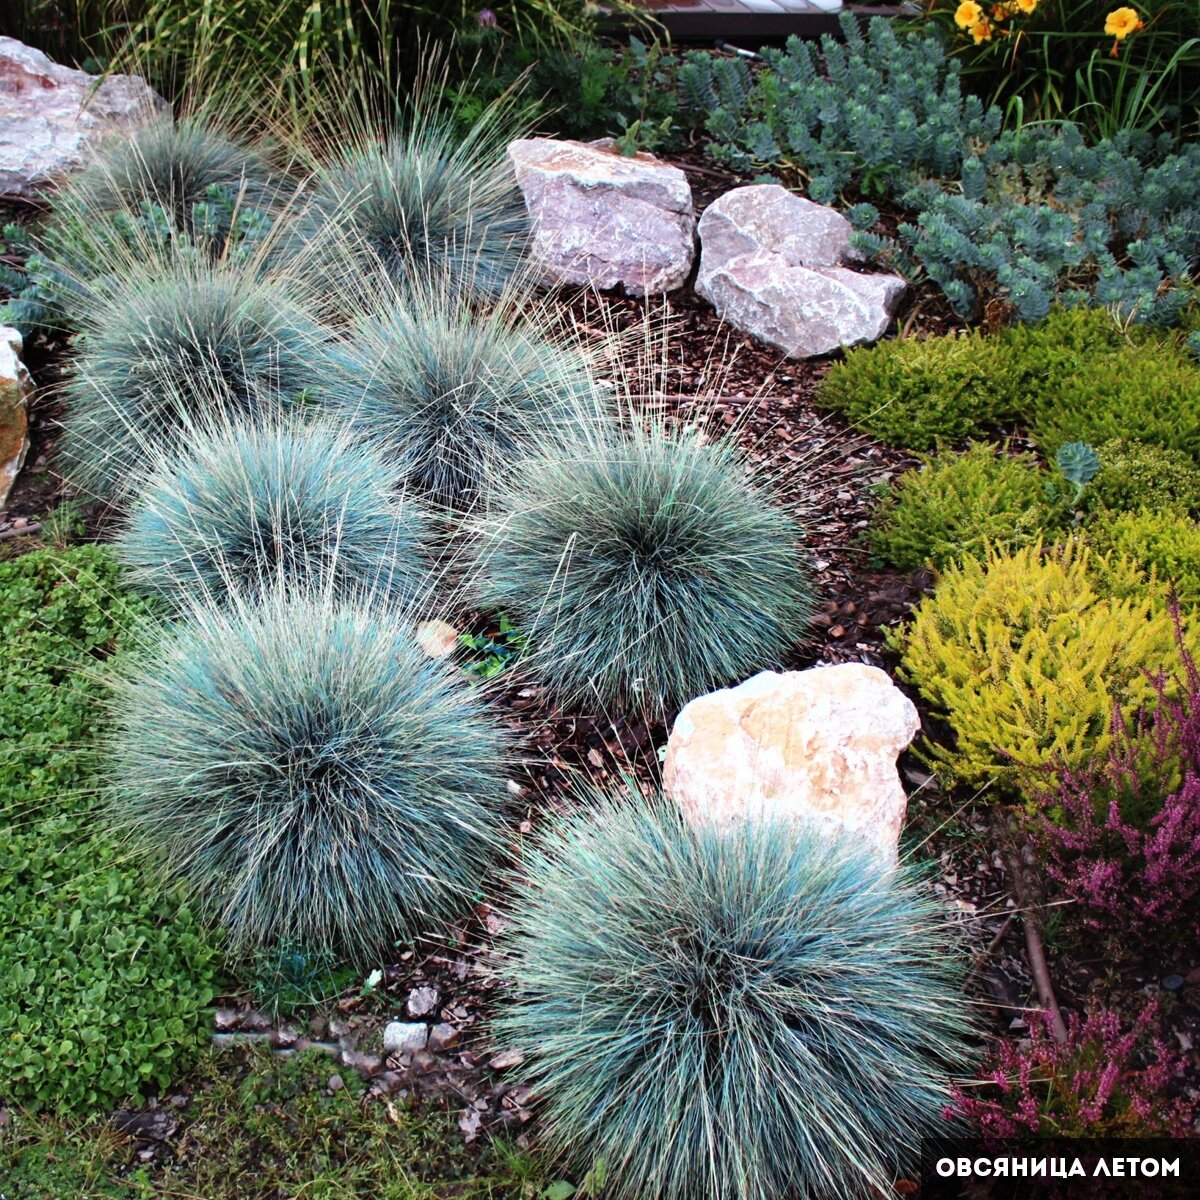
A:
[[891, 539, 1189, 791], [870, 442, 1062, 571], [1090, 510, 1200, 608]]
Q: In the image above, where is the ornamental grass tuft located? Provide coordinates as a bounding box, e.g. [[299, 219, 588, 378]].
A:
[[496, 793, 971, 1200], [470, 421, 812, 713], [334, 277, 598, 510], [106, 592, 512, 964], [58, 117, 282, 244], [299, 109, 530, 301], [59, 259, 330, 498], [116, 413, 433, 609]]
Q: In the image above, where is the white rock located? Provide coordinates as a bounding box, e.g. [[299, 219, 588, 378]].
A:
[[662, 663, 920, 867], [0, 325, 32, 509], [698, 184, 856, 270], [382, 1021, 429, 1057], [508, 137, 695, 295], [0, 38, 167, 200], [695, 184, 906, 359]]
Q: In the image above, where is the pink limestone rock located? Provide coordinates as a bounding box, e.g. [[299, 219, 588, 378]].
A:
[[507, 137, 695, 295], [662, 663, 920, 866], [0, 37, 166, 200]]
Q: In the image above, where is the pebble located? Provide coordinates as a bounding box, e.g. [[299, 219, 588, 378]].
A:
[[406, 986, 439, 1018], [1162, 973, 1185, 992], [383, 1021, 429, 1057], [327, 1073, 344, 1093], [427, 1022, 461, 1053], [489, 1048, 524, 1071]]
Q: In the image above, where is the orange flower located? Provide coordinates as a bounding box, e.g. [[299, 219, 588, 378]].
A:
[[1104, 6, 1144, 38], [1015, 0, 1038, 13], [955, 0, 983, 28], [971, 17, 993, 41]]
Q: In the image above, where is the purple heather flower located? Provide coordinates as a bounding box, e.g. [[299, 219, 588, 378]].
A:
[[477, 8, 498, 27]]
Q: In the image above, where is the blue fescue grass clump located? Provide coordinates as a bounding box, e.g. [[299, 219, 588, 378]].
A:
[[116, 413, 434, 610], [496, 794, 972, 1200], [60, 117, 282, 241], [59, 259, 330, 498], [334, 278, 599, 510], [469, 421, 812, 712], [105, 591, 513, 965], [299, 112, 529, 301], [1, 119, 286, 334]]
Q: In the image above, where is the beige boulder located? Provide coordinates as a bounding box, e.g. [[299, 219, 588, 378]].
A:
[[662, 663, 919, 865], [0, 325, 31, 509]]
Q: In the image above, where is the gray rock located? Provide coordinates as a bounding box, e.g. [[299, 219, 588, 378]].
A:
[[0, 38, 167, 200], [382, 1020, 428, 1057], [327, 1072, 344, 1093], [508, 137, 695, 295], [406, 985, 439, 1018], [695, 185, 906, 359]]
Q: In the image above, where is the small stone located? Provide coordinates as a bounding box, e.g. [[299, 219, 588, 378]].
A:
[[508, 137, 696, 295], [383, 1021, 429, 1057], [1186, 966, 1200, 986], [340, 1049, 383, 1075], [406, 985, 439, 1018], [415, 620, 460, 659], [427, 1022, 461, 1053], [327, 1073, 344, 1093], [112, 1109, 178, 1142], [489, 1048, 524, 1071], [1163, 974, 1185, 992], [662, 664, 920, 867], [369, 1071, 405, 1096], [213, 1008, 240, 1032], [410, 1049, 438, 1075]]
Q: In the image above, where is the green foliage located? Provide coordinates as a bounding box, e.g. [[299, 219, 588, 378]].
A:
[[916, 0, 1200, 140], [460, 615, 528, 680], [872, 128, 1200, 323], [679, 16, 999, 203], [1026, 330, 1200, 456], [497, 791, 971, 1200], [97, 0, 590, 114], [1055, 440, 1102, 501], [816, 328, 1012, 449], [819, 308, 1200, 455], [334, 277, 597, 510], [116, 413, 433, 610], [59, 259, 329, 499], [0, 546, 218, 1113], [470, 421, 813, 713], [892, 538, 1191, 790], [1084, 437, 1200, 515], [870, 442, 1065, 571], [450, 32, 680, 151], [0, 1045, 552, 1198], [1090, 508, 1200, 606], [680, 16, 1200, 322], [106, 590, 513, 965]]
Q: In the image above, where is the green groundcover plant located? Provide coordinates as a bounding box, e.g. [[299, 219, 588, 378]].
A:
[[0, 545, 218, 1113]]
